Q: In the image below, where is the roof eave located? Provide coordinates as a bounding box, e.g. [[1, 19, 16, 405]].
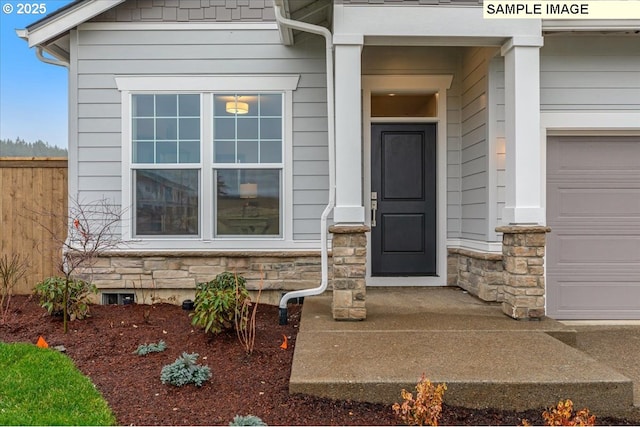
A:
[[21, 0, 126, 48]]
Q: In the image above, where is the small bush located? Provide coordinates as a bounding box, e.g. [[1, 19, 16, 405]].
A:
[[542, 399, 596, 426], [160, 352, 211, 387], [229, 415, 267, 426], [133, 340, 166, 356], [392, 374, 447, 426], [191, 272, 249, 334], [35, 276, 97, 321]]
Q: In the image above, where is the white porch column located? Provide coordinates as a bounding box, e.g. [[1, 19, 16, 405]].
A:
[[333, 35, 365, 224], [501, 36, 545, 225]]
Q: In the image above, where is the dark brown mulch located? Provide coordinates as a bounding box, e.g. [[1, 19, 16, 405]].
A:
[[0, 295, 635, 426]]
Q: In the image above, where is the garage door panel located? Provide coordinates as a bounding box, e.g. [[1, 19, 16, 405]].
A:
[[550, 235, 640, 263], [547, 136, 640, 319], [547, 137, 640, 171], [550, 280, 640, 319]]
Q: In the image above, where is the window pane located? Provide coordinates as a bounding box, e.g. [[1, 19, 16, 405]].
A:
[[260, 140, 282, 163], [237, 117, 258, 139], [179, 141, 200, 163], [133, 118, 154, 140], [214, 95, 233, 117], [260, 118, 282, 139], [135, 169, 199, 236], [260, 94, 282, 117], [156, 118, 177, 140], [179, 94, 199, 116], [156, 141, 177, 163], [156, 94, 177, 117], [133, 141, 154, 163], [238, 140, 258, 163], [215, 169, 280, 236], [214, 140, 235, 163], [179, 118, 200, 140], [214, 118, 235, 140], [133, 95, 154, 117]]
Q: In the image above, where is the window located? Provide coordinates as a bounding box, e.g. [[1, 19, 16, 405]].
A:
[[213, 94, 282, 237], [118, 75, 298, 244], [131, 94, 201, 236]]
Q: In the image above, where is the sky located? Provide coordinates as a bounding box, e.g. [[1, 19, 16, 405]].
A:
[[0, 0, 75, 149]]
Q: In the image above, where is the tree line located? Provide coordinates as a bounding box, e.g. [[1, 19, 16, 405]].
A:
[[0, 138, 67, 157]]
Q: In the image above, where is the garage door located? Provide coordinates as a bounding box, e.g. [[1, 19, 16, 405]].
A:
[[547, 136, 640, 319]]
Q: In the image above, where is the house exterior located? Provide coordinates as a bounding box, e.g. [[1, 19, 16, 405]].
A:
[[19, 0, 640, 320]]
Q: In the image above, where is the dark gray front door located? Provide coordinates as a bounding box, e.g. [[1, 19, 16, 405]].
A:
[[371, 124, 437, 276]]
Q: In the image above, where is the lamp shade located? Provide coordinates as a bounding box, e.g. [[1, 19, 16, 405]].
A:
[[226, 101, 249, 115], [239, 183, 258, 199]]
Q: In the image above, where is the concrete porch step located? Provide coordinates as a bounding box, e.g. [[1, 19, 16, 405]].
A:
[[289, 289, 636, 418]]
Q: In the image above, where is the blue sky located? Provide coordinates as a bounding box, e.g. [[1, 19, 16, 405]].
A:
[[0, 0, 75, 149]]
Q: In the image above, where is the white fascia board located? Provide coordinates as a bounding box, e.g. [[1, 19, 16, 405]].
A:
[[115, 75, 300, 92], [543, 19, 640, 31], [333, 4, 541, 40], [24, 0, 126, 48]]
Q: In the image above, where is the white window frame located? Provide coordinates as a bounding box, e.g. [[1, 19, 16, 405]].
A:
[[117, 75, 300, 250]]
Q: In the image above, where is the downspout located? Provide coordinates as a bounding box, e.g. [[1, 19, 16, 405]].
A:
[[16, 30, 69, 68], [273, 1, 335, 325], [36, 46, 70, 68]]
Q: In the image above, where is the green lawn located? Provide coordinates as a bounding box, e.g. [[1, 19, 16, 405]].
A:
[[0, 342, 116, 426]]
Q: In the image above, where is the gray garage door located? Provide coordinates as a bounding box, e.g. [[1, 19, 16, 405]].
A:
[[546, 136, 640, 319]]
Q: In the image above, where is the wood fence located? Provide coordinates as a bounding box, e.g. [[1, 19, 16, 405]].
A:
[[0, 157, 68, 294]]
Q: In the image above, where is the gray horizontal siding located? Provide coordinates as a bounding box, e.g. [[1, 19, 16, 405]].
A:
[[75, 27, 328, 241], [90, 0, 275, 23], [541, 36, 640, 110], [460, 47, 490, 242]]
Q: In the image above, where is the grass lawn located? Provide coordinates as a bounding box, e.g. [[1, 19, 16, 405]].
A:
[[0, 342, 116, 426]]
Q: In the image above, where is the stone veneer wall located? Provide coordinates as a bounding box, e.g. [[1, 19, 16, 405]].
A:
[[496, 226, 550, 320], [448, 247, 505, 302], [83, 251, 328, 306], [329, 225, 369, 320]]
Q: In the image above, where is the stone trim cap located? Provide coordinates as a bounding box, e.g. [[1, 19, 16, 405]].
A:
[[328, 225, 371, 234], [495, 225, 551, 234]]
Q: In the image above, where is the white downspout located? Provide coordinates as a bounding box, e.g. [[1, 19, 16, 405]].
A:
[[273, 1, 336, 325], [36, 46, 70, 68]]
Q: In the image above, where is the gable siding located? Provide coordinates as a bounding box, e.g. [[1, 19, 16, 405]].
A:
[[541, 36, 640, 110], [460, 47, 492, 241], [361, 46, 463, 240], [74, 27, 327, 241], [90, 0, 275, 23]]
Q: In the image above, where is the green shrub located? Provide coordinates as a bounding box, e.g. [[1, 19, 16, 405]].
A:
[[160, 352, 211, 387], [35, 276, 97, 321], [133, 340, 167, 356], [229, 415, 267, 426], [190, 272, 249, 334]]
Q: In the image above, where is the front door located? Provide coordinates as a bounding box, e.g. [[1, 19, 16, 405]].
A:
[[371, 123, 437, 276]]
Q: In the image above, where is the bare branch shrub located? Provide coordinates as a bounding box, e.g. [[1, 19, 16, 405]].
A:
[[35, 197, 125, 333], [0, 253, 30, 324], [235, 269, 263, 355]]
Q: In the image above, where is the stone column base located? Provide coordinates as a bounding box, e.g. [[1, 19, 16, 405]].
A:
[[496, 225, 551, 320], [329, 225, 369, 321]]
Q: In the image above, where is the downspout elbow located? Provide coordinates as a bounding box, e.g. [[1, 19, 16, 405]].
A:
[[36, 46, 69, 68]]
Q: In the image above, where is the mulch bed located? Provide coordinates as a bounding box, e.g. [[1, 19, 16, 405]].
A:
[[0, 295, 635, 425]]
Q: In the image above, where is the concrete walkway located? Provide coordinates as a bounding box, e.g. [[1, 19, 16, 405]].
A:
[[289, 287, 640, 420]]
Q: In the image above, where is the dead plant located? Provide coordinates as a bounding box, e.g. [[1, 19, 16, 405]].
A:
[[0, 253, 29, 324], [235, 269, 262, 355], [392, 373, 447, 426]]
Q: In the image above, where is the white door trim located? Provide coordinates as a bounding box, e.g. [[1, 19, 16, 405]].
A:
[[363, 74, 453, 286]]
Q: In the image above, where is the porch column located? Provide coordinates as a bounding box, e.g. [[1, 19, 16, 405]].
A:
[[333, 35, 365, 224], [501, 37, 545, 225]]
